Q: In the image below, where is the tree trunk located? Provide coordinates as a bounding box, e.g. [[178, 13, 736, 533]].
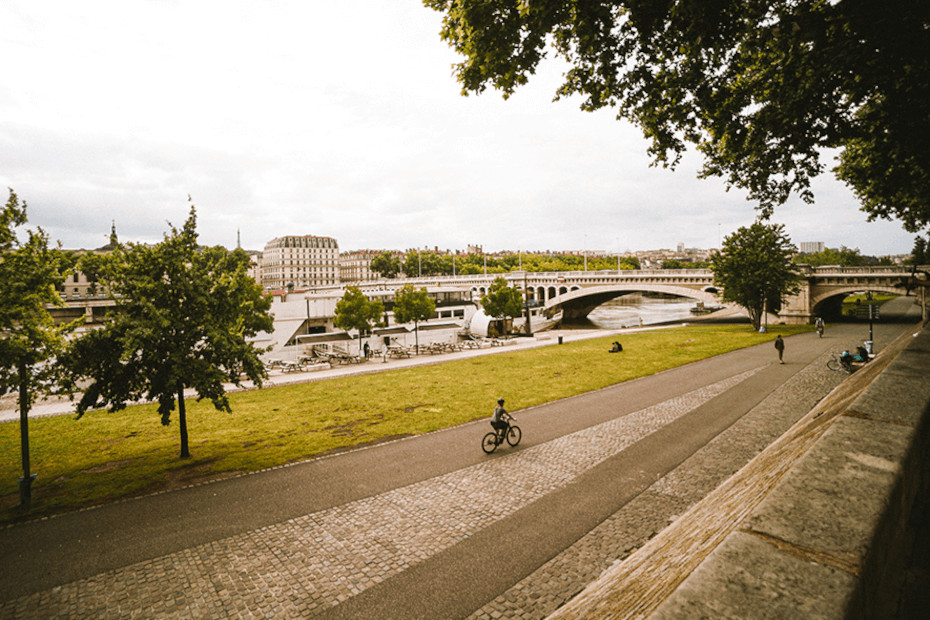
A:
[[18, 361, 34, 507], [177, 386, 190, 459], [414, 320, 419, 355]]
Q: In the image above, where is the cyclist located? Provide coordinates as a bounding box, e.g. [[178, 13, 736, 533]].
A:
[[815, 317, 824, 338], [490, 398, 511, 438]]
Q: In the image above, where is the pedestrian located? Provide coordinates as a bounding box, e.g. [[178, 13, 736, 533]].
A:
[[774, 334, 785, 364]]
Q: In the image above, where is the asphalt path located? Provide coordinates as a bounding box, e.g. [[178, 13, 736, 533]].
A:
[[0, 307, 921, 616]]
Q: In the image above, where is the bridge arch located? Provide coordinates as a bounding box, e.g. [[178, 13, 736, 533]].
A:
[[545, 283, 718, 320], [810, 285, 905, 318]]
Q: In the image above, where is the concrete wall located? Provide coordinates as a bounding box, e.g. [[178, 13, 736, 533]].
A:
[[656, 324, 930, 617], [547, 323, 930, 618]]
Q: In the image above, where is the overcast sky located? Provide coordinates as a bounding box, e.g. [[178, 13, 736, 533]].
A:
[[1, 1, 918, 256]]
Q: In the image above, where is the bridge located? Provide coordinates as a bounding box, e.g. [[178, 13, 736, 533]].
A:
[[51, 265, 918, 327], [347, 265, 916, 324]]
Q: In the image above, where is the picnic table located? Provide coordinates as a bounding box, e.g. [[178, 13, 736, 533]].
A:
[[386, 345, 412, 358]]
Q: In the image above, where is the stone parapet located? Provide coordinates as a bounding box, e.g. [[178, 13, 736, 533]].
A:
[[548, 324, 930, 619]]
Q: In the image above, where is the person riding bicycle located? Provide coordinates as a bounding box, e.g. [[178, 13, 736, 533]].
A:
[[815, 317, 824, 337], [491, 398, 511, 436]]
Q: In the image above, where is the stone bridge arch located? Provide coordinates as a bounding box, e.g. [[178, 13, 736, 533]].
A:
[[810, 285, 905, 318], [546, 283, 719, 320]]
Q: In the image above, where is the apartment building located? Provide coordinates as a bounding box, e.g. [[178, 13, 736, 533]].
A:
[[339, 250, 380, 283], [262, 235, 340, 290]]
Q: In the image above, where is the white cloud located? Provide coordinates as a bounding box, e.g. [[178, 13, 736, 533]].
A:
[[0, 0, 918, 257]]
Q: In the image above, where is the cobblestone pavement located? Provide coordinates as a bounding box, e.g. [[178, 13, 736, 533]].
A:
[[468, 351, 845, 619], [0, 369, 763, 618]]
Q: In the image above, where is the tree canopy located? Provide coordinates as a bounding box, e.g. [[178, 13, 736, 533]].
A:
[[64, 206, 273, 459], [370, 252, 403, 278], [333, 286, 385, 354], [793, 246, 891, 267], [425, 0, 930, 231], [398, 249, 638, 277], [392, 284, 436, 353], [711, 221, 800, 330], [0, 189, 74, 504], [909, 235, 929, 266], [481, 276, 524, 321]]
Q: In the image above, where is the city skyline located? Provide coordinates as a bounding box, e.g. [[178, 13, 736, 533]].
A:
[[1, 1, 919, 257]]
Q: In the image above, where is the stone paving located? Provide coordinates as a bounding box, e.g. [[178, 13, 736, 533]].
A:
[[0, 368, 762, 619], [468, 351, 845, 619]]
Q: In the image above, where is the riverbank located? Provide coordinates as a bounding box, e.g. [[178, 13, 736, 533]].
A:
[[0, 324, 682, 423], [1, 324, 808, 522]]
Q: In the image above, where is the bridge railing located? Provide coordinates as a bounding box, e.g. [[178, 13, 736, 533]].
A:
[[803, 265, 912, 276]]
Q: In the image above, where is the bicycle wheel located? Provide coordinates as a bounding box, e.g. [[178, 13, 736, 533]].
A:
[[506, 425, 522, 446], [482, 432, 499, 454], [826, 358, 841, 372]]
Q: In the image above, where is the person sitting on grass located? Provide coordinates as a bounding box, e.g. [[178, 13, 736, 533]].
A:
[[609, 341, 623, 353]]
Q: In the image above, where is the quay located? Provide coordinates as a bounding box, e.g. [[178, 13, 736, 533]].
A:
[[0, 298, 927, 618]]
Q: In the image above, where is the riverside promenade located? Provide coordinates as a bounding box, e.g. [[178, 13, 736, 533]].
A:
[[0, 305, 923, 618]]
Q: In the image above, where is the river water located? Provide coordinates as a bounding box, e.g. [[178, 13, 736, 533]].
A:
[[572, 293, 699, 329]]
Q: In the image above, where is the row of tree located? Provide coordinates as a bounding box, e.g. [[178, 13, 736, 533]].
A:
[[370, 250, 641, 278], [332, 283, 438, 354], [792, 247, 895, 267]]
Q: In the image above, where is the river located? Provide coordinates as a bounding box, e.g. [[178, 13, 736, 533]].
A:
[[571, 293, 699, 329]]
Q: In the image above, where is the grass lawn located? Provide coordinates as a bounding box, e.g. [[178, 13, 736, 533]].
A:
[[0, 324, 810, 523], [841, 293, 898, 316]]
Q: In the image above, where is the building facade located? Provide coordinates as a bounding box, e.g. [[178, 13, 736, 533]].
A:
[[799, 241, 826, 254], [339, 250, 382, 283], [262, 235, 340, 290]]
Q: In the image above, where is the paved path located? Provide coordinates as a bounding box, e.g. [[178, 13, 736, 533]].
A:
[[0, 309, 921, 618]]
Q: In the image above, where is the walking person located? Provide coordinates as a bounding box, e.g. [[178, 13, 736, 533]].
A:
[[774, 334, 785, 364]]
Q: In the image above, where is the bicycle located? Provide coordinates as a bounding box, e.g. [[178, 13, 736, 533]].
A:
[[482, 417, 522, 454], [827, 348, 870, 374]]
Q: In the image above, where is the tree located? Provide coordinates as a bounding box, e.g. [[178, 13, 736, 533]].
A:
[[711, 221, 800, 330], [370, 252, 402, 278], [910, 236, 929, 266], [793, 246, 888, 267], [392, 284, 436, 354], [0, 189, 73, 505], [333, 286, 385, 355], [481, 277, 524, 327], [425, 1, 930, 231], [63, 205, 273, 459]]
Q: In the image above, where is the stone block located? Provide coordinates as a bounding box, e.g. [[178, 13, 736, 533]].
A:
[[744, 417, 910, 561], [653, 531, 856, 619]]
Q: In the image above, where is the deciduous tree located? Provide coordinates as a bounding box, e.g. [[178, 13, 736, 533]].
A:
[[370, 252, 402, 278], [425, 0, 930, 230], [64, 205, 273, 459], [711, 221, 800, 330], [392, 284, 436, 354], [333, 286, 385, 355], [481, 276, 524, 326], [0, 189, 73, 505]]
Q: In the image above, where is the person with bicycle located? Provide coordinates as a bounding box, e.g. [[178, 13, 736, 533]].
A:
[[491, 398, 511, 437], [482, 397, 522, 453]]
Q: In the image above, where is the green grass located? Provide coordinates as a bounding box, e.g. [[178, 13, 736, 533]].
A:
[[0, 324, 810, 523], [841, 293, 898, 317]]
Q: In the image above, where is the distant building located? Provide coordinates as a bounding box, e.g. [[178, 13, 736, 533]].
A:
[[339, 250, 383, 283], [799, 241, 826, 254], [262, 235, 339, 290]]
